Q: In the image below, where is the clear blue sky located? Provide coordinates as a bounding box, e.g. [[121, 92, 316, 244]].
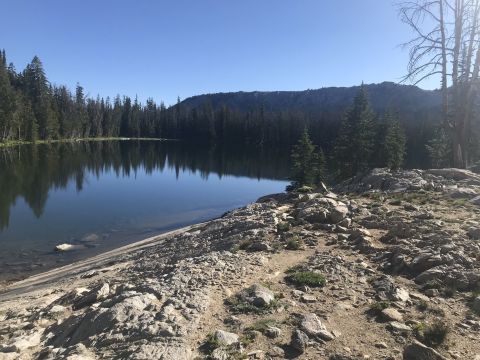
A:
[[1, 0, 436, 105]]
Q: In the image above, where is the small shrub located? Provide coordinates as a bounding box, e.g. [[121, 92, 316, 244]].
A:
[[422, 280, 442, 290], [416, 301, 445, 316], [297, 185, 313, 193], [245, 318, 277, 333], [203, 333, 221, 353], [471, 291, 480, 316], [240, 330, 257, 346], [286, 237, 302, 250], [389, 199, 402, 206], [417, 300, 429, 312], [443, 285, 457, 298], [415, 321, 449, 347], [285, 264, 305, 274], [225, 295, 280, 315], [452, 198, 467, 206], [201, 334, 246, 359], [369, 301, 391, 315], [277, 222, 290, 233], [286, 271, 326, 287], [225, 296, 261, 314], [238, 238, 254, 251]]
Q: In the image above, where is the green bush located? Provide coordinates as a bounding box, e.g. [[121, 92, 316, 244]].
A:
[[414, 321, 449, 347], [277, 222, 290, 232], [285, 237, 302, 250], [225, 295, 280, 315], [369, 301, 390, 315], [286, 271, 326, 287]]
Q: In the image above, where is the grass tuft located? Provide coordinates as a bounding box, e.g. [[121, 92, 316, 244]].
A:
[[245, 318, 278, 333]]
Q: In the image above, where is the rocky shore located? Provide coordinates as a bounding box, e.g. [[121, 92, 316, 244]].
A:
[[1, 168, 479, 360]]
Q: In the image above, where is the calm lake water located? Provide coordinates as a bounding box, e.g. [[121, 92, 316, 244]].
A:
[[0, 140, 290, 282]]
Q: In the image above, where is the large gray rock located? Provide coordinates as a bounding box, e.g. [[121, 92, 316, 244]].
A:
[[290, 329, 309, 353], [213, 330, 239, 346], [381, 308, 404, 322], [403, 340, 447, 360], [0, 331, 42, 353], [427, 168, 480, 181], [415, 268, 446, 286], [48, 293, 158, 347], [410, 253, 446, 274], [472, 296, 480, 314], [388, 321, 411, 334], [63, 343, 97, 360], [467, 227, 480, 239], [299, 313, 335, 341], [73, 283, 110, 310], [329, 355, 363, 360], [470, 195, 480, 206], [448, 187, 477, 199], [335, 168, 428, 193], [297, 205, 328, 223], [243, 284, 275, 307], [328, 204, 349, 224]]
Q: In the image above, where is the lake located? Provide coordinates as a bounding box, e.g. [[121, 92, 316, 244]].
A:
[[0, 140, 290, 282]]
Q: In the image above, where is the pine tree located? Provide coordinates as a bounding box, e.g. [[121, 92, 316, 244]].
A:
[[382, 111, 406, 170], [19, 95, 38, 142], [74, 84, 88, 138], [426, 127, 452, 168], [333, 85, 376, 178], [290, 128, 325, 189], [23, 56, 56, 140], [0, 50, 16, 140]]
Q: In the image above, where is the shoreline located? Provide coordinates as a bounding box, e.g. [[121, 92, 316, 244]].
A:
[[0, 221, 207, 300]]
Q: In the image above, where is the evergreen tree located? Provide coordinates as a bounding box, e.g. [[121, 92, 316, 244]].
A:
[[426, 127, 452, 168], [120, 96, 132, 136], [23, 56, 58, 140], [290, 128, 325, 188], [74, 84, 88, 138], [0, 50, 16, 140], [18, 94, 38, 142], [333, 85, 376, 178], [382, 111, 406, 170]]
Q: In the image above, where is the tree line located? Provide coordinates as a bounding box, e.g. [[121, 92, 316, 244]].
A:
[[290, 86, 406, 187], [0, 50, 336, 148], [0, 51, 170, 142], [0, 49, 454, 176]]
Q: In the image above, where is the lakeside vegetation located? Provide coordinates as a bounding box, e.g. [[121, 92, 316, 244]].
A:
[[0, 137, 166, 148]]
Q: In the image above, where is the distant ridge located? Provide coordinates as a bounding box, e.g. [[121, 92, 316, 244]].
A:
[[180, 82, 442, 125]]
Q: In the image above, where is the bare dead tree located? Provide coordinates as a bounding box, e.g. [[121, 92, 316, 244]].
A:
[[399, 0, 480, 168]]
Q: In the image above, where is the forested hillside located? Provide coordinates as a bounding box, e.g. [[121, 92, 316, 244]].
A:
[[0, 49, 457, 168], [180, 83, 441, 119], [178, 83, 444, 168]]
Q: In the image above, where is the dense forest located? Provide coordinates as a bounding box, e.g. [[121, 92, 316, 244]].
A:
[[2, 49, 476, 171]]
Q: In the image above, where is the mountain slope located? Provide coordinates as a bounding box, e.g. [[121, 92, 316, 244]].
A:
[[180, 82, 442, 124]]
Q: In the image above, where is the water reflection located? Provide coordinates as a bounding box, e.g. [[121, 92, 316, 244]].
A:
[[0, 140, 290, 232], [0, 140, 291, 281]]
